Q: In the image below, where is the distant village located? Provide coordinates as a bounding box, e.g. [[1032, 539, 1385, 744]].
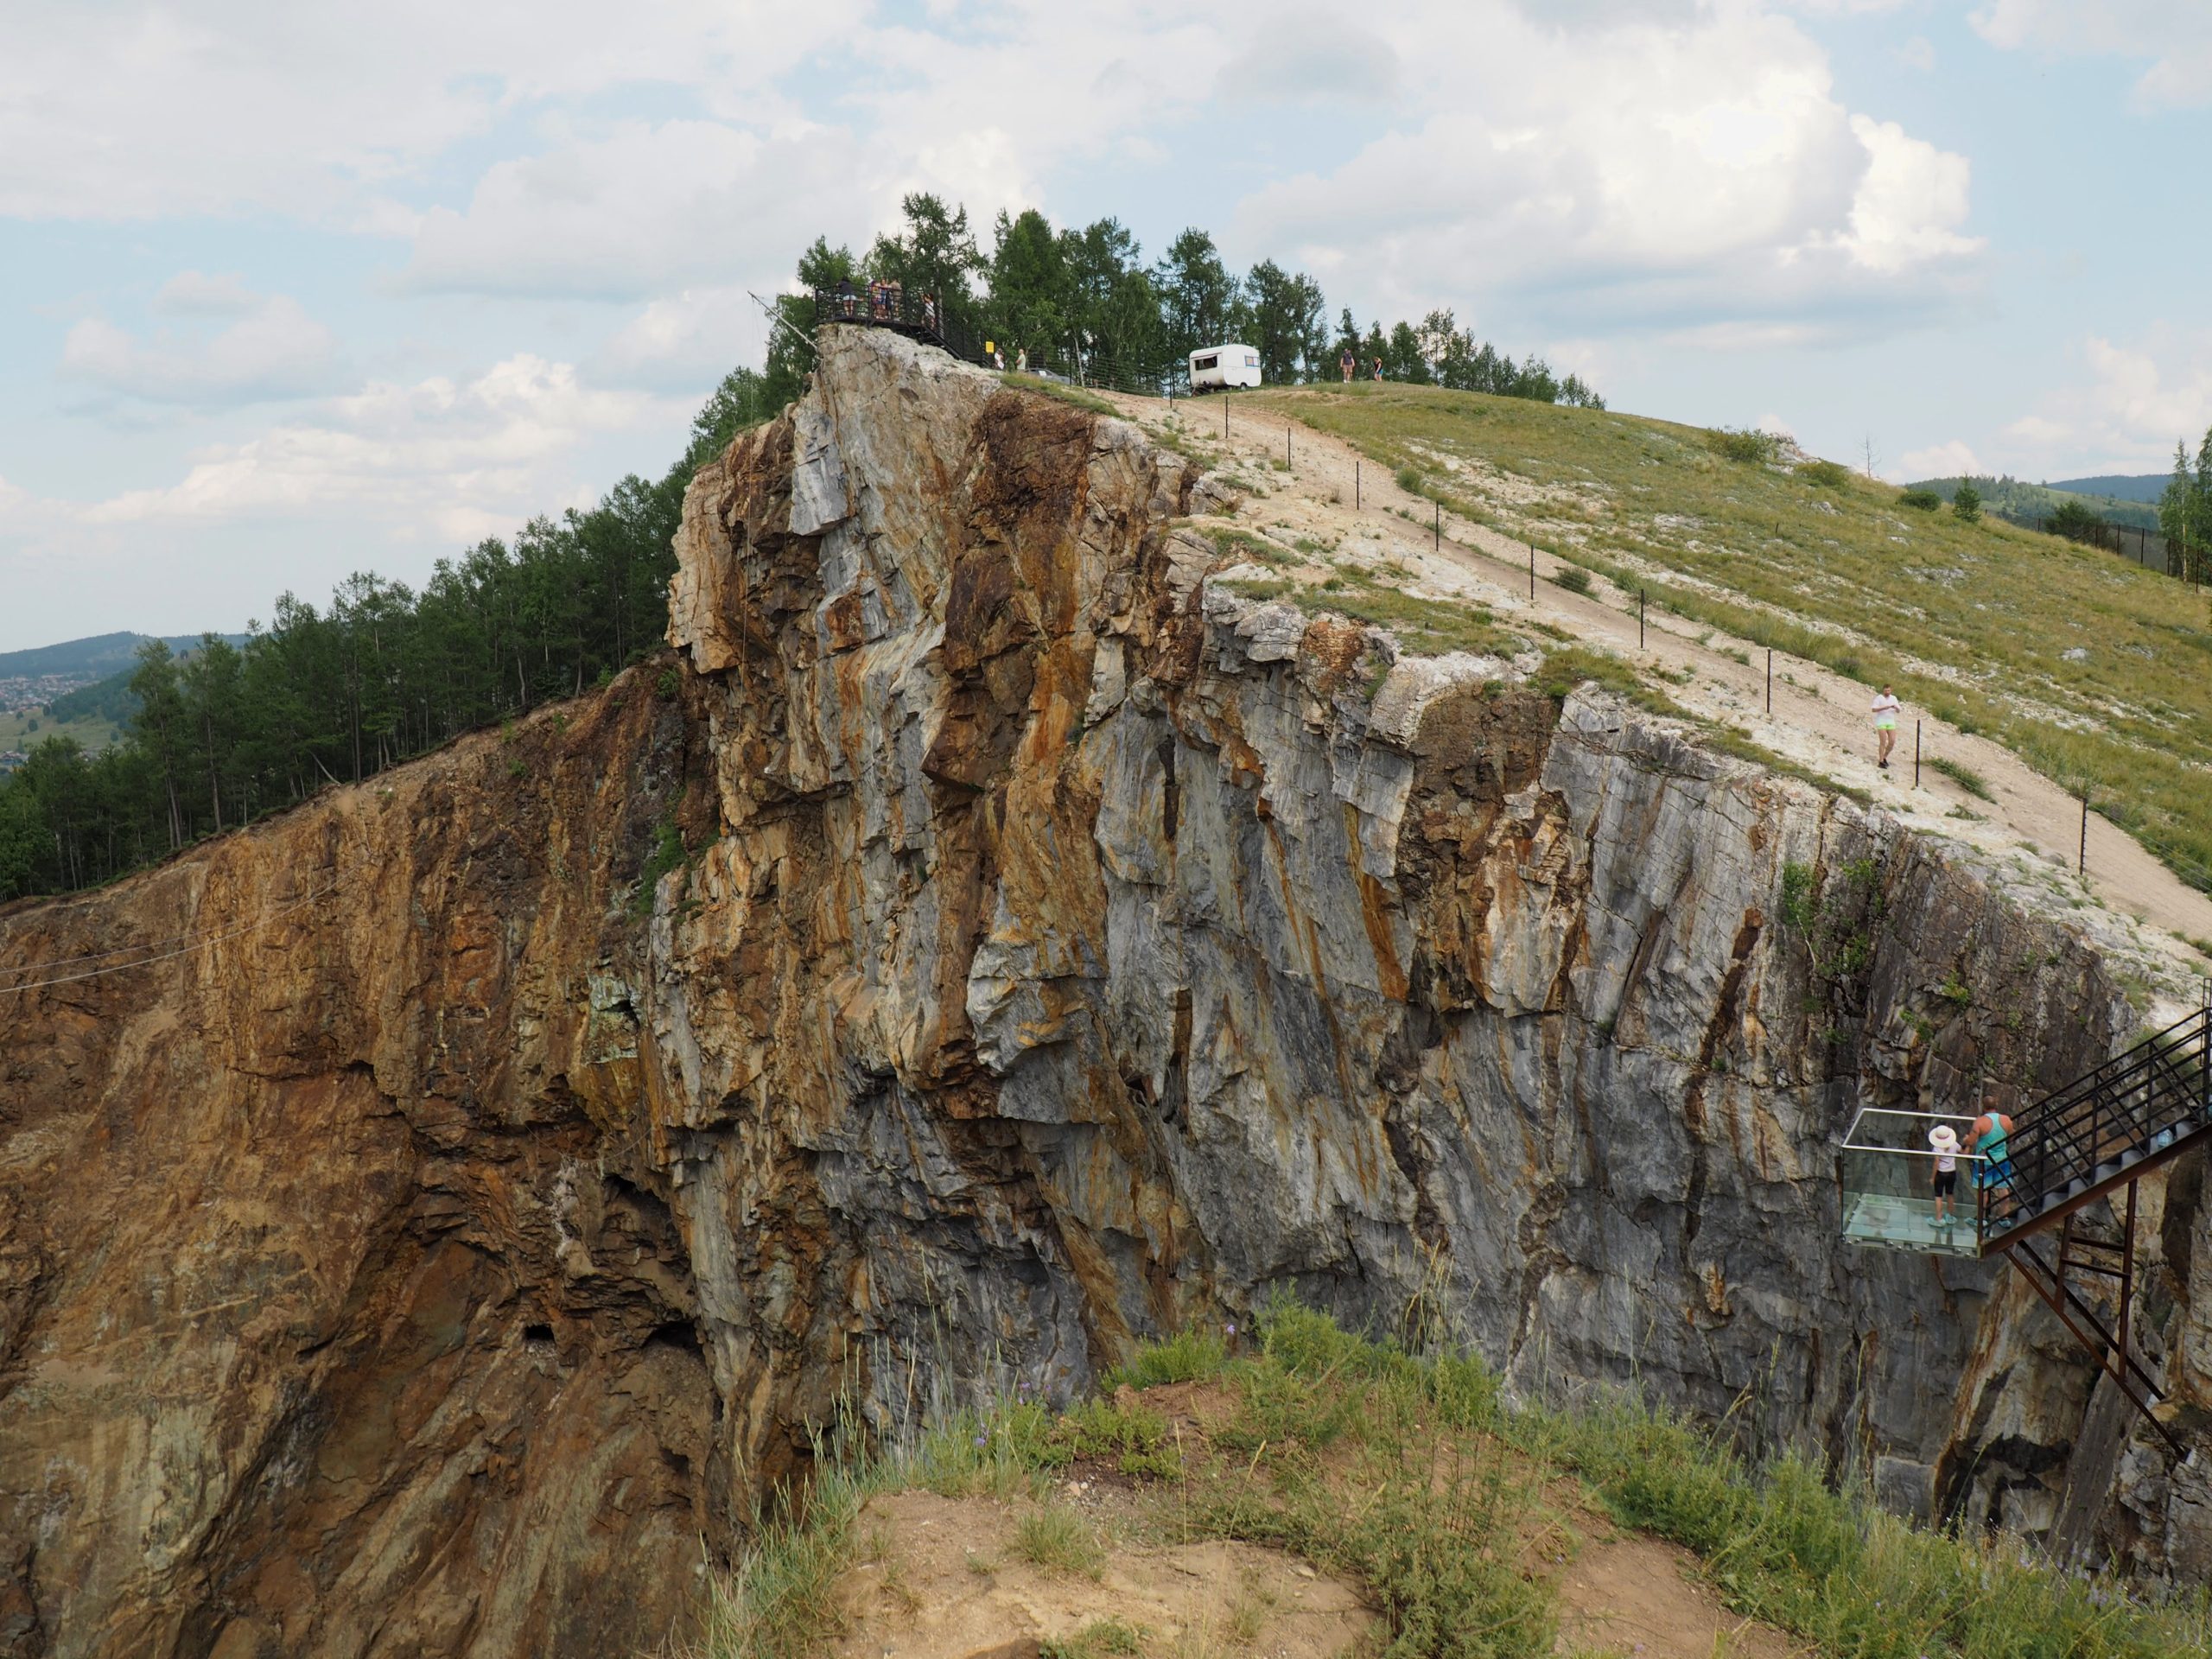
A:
[[0, 671, 97, 773]]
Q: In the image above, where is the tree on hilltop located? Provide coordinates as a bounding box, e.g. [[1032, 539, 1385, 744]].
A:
[[2161, 430, 2212, 583], [867, 194, 983, 336], [1154, 229, 1239, 363]]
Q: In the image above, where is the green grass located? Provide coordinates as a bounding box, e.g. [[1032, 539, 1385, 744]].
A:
[[686, 1457, 873, 1659], [1001, 373, 1120, 418], [1106, 1326, 1230, 1389], [1522, 1394, 2207, 1659], [692, 1309, 2209, 1659], [1247, 381, 2212, 893], [632, 815, 688, 918], [1041, 1618, 1147, 1659], [1929, 755, 1995, 800], [1224, 561, 1520, 659], [1014, 1506, 1107, 1578], [0, 705, 121, 755]]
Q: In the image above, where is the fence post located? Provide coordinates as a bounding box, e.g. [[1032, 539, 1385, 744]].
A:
[[1766, 649, 1773, 715], [1529, 543, 1535, 601], [2080, 790, 2089, 876], [1224, 390, 1230, 439], [1355, 461, 1360, 509], [1913, 721, 1920, 788], [1287, 425, 1293, 468], [1433, 501, 1440, 553], [1639, 588, 1646, 649]]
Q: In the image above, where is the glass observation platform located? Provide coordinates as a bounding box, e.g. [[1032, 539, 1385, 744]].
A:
[[1840, 1106, 1984, 1258]]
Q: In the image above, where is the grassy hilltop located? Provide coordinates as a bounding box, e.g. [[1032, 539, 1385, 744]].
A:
[[1243, 383, 2212, 893], [695, 1309, 2209, 1659]]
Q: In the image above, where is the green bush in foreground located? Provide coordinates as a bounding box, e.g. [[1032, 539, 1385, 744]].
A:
[[691, 1309, 2209, 1659], [1523, 1389, 2209, 1659], [1709, 426, 1786, 465]]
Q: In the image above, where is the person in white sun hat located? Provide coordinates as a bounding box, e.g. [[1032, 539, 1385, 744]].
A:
[[1928, 1122, 1961, 1226]]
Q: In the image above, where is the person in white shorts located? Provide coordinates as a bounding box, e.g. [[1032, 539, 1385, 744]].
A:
[[1871, 685, 1901, 771]]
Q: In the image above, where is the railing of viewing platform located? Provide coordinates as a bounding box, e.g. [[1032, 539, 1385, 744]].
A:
[[810, 289, 1193, 399], [813, 286, 978, 365]]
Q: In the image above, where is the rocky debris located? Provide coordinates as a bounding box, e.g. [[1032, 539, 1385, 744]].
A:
[[2, 325, 2205, 1656]]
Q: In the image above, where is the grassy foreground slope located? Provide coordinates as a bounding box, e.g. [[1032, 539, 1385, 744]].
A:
[[1247, 384, 2212, 893], [694, 1310, 2209, 1659]]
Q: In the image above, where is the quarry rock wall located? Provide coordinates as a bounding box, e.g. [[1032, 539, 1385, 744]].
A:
[[3, 327, 2206, 1657]]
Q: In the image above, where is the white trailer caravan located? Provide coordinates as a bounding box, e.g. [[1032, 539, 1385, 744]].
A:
[[1188, 344, 1262, 392]]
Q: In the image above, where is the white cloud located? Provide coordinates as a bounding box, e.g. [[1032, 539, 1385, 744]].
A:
[[0, 1, 868, 222], [79, 353, 668, 531], [1970, 1, 2212, 107], [61, 292, 340, 409], [1830, 116, 1980, 274], [1217, 10, 1398, 103], [154, 270, 260, 315], [1992, 333, 2212, 472], [405, 121, 869, 300], [1230, 3, 1979, 336], [591, 287, 772, 392], [1900, 439, 1983, 478], [1895, 35, 1936, 73]]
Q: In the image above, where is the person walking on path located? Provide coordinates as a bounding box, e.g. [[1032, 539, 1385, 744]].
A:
[[1339, 346, 1356, 384], [1929, 1122, 1961, 1226], [1871, 684, 1902, 770]]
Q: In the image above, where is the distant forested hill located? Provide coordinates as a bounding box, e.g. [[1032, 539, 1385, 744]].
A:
[[2046, 474, 2169, 505], [44, 668, 140, 725], [0, 632, 245, 682], [1905, 476, 2163, 533]]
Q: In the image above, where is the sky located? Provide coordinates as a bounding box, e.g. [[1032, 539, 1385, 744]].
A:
[[2, 0, 2209, 652]]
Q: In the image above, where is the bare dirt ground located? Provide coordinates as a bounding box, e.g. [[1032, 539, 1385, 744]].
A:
[[829, 1487, 1373, 1659], [1092, 386, 2212, 995], [1556, 1529, 1804, 1658], [825, 1382, 1806, 1659]]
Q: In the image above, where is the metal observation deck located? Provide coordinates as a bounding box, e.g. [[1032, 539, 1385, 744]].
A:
[[1841, 1005, 2212, 1452], [811, 286, 978, 364]]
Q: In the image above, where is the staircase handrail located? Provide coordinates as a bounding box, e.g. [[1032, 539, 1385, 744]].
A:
[[1980, 1005, 2210, 1246]]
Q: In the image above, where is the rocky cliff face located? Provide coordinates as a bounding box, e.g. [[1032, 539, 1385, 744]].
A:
[[4, 328, 2207, 1656]]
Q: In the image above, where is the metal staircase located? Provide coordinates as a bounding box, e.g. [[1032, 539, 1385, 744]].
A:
[[1976, 1005, 2212, 1452]]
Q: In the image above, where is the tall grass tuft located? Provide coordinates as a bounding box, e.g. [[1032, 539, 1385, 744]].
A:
[[1106, 1326, 1230, 1389], [1524, 1389, 2212, 1659], [683, 1457, 872, 1659]]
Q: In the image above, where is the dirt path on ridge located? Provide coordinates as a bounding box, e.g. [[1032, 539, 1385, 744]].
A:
[[1090, 386, 2212, 981]]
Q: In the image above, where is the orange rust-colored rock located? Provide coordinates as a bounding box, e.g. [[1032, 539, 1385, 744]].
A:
[[5, 327, 2211, 1656]]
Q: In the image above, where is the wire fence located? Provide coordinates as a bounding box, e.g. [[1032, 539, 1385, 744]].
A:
[[1993, 509, 2206, 586]]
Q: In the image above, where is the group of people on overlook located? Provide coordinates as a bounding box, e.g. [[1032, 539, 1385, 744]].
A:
[[1926, 1109, 2013, 1228]]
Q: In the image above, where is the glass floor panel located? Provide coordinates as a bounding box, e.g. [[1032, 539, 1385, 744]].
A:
[[1841, 1191, 1980, 1258]]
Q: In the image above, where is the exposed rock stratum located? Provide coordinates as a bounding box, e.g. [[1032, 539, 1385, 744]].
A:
[[4, 329, 2209, 1656]]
